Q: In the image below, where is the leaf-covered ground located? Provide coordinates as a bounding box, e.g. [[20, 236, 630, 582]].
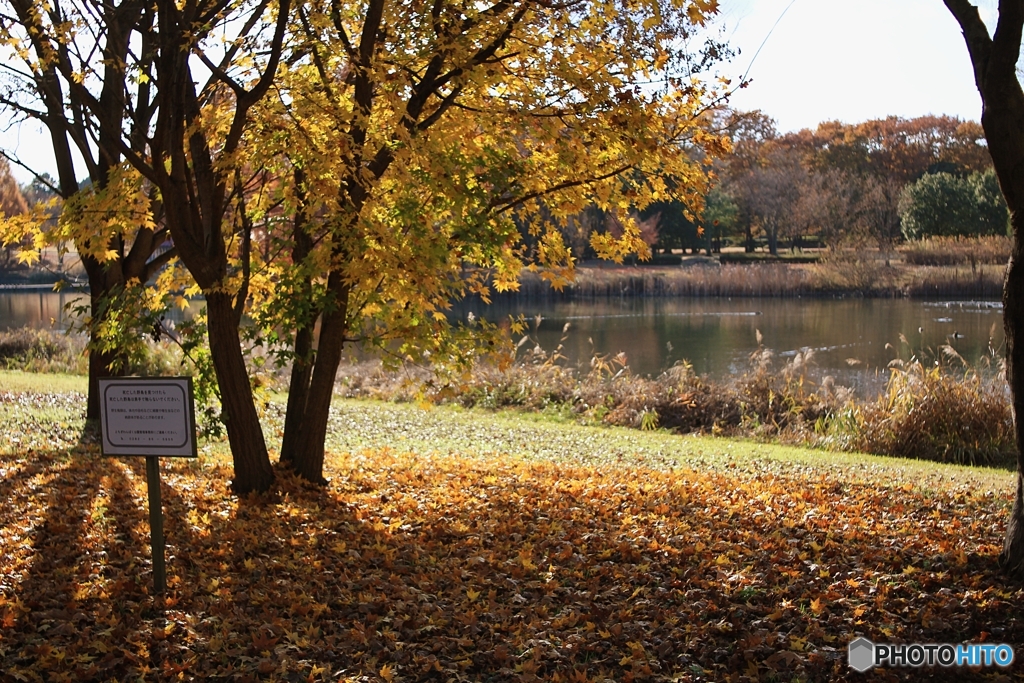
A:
[[1, 380, 1022, 682]]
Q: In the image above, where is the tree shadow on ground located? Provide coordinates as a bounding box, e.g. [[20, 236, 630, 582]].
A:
[[2, 447, 1022, 682]]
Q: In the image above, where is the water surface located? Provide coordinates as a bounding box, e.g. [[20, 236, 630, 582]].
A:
[[455, 297, 1005, 396]]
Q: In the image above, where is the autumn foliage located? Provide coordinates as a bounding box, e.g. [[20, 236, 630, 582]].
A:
[[1, 387, 1021, 682]]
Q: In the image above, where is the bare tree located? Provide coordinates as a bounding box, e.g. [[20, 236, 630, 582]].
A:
[[745, 149, 804, 256]]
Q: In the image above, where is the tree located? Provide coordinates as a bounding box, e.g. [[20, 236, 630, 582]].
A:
[[702, 185, 739, 253], [795, 168, 860, 251], [246, 0, 733, 483], [858, 174, 903, 265], [644, 201, 701, 254], [971, 168, 1013, 235], [745, 148, 804, 256], [136, 0, 290, 493], [944, 0, 1024, 577], [785, 115, 992, 183], [0, 158, 27, 267], [0, 0, 176, 420], [898, 171, 1009, 239], [0, 0, 293, 492], [716, 110, 778, 252]]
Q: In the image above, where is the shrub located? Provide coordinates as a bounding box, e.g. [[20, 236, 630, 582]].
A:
[[841, 353, 1014, 467], [0, 327, 88, 374]]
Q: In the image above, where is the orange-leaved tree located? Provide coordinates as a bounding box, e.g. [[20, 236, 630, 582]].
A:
[[246, 0, 734, 483]]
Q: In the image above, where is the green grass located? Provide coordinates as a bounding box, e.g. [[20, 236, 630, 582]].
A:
[[0, 368, 87, 393], [3, 370, 1009, 498], [298, 399, 1014, 494]]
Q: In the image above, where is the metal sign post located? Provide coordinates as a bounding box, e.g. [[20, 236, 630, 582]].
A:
[[98, 377, 197, 595]]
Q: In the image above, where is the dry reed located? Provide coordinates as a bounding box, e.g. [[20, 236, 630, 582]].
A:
[[507, 257, 1004, 300], [900, 235, 1012, 266]]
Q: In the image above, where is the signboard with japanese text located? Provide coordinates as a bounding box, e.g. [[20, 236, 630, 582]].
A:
[[98, 377, 197, 457]]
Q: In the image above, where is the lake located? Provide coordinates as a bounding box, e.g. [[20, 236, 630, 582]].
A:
[[1, 290, 1005, 396], [454, 297, 1005, 396]]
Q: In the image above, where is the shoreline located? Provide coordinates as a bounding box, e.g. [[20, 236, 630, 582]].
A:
[[0, 259, 1008, 299]]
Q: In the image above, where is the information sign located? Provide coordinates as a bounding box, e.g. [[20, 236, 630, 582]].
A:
[[98, 377, 198, 595], [99, 377, 197, 457]]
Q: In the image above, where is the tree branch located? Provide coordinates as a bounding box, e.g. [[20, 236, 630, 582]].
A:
[[943, 0, 994, 89]]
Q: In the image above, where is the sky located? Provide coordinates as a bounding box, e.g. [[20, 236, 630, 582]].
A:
[[715, 0, 997, 133], [0, 0, 1004, 182]]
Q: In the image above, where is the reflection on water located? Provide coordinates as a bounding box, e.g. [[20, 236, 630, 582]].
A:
[[0, 289, 86, 330], [0, 290, 197, 332], [454, 297, 1006, 397]]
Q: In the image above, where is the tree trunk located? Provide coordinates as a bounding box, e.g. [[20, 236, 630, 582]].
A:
[[290, 272, 349, 484], [206, 291, 274, 494], [280, 323, 314, 464], [82, 258, 126, 419], [943, 0, 1024, 576], [1001, 251, 1024, 574], [280, 167, 314, 465]]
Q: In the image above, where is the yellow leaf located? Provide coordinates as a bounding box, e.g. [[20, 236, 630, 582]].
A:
[[379, 663, 395, 682]]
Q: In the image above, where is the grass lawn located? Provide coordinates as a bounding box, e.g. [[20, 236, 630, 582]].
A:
[[0, 370, 1020, 682]]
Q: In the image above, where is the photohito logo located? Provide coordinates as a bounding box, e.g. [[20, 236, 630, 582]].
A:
[[848, 637, 1015, 671]]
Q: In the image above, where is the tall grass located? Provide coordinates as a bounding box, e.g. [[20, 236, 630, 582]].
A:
[[0, 328, 187, 377], [0, 328, 88, 374], [834, 345, 1013, 467]]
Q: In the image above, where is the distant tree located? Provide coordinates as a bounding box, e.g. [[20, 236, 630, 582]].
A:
[[970, 168, 1012, 236], [898, 171, 1008, 239], [0, 160, 27, 218], [943, 0, 1024, 576], [785, 115, 991, 183], [795, 168, 860, 251], [745, 149, 804, 256], [858, 174, 903, 265], [716, 110, 778, 252], [702, 186, 739, 253], [20, 175, 57, 208], [0, 158, 28, 266], [644, 201, 701, 254]]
